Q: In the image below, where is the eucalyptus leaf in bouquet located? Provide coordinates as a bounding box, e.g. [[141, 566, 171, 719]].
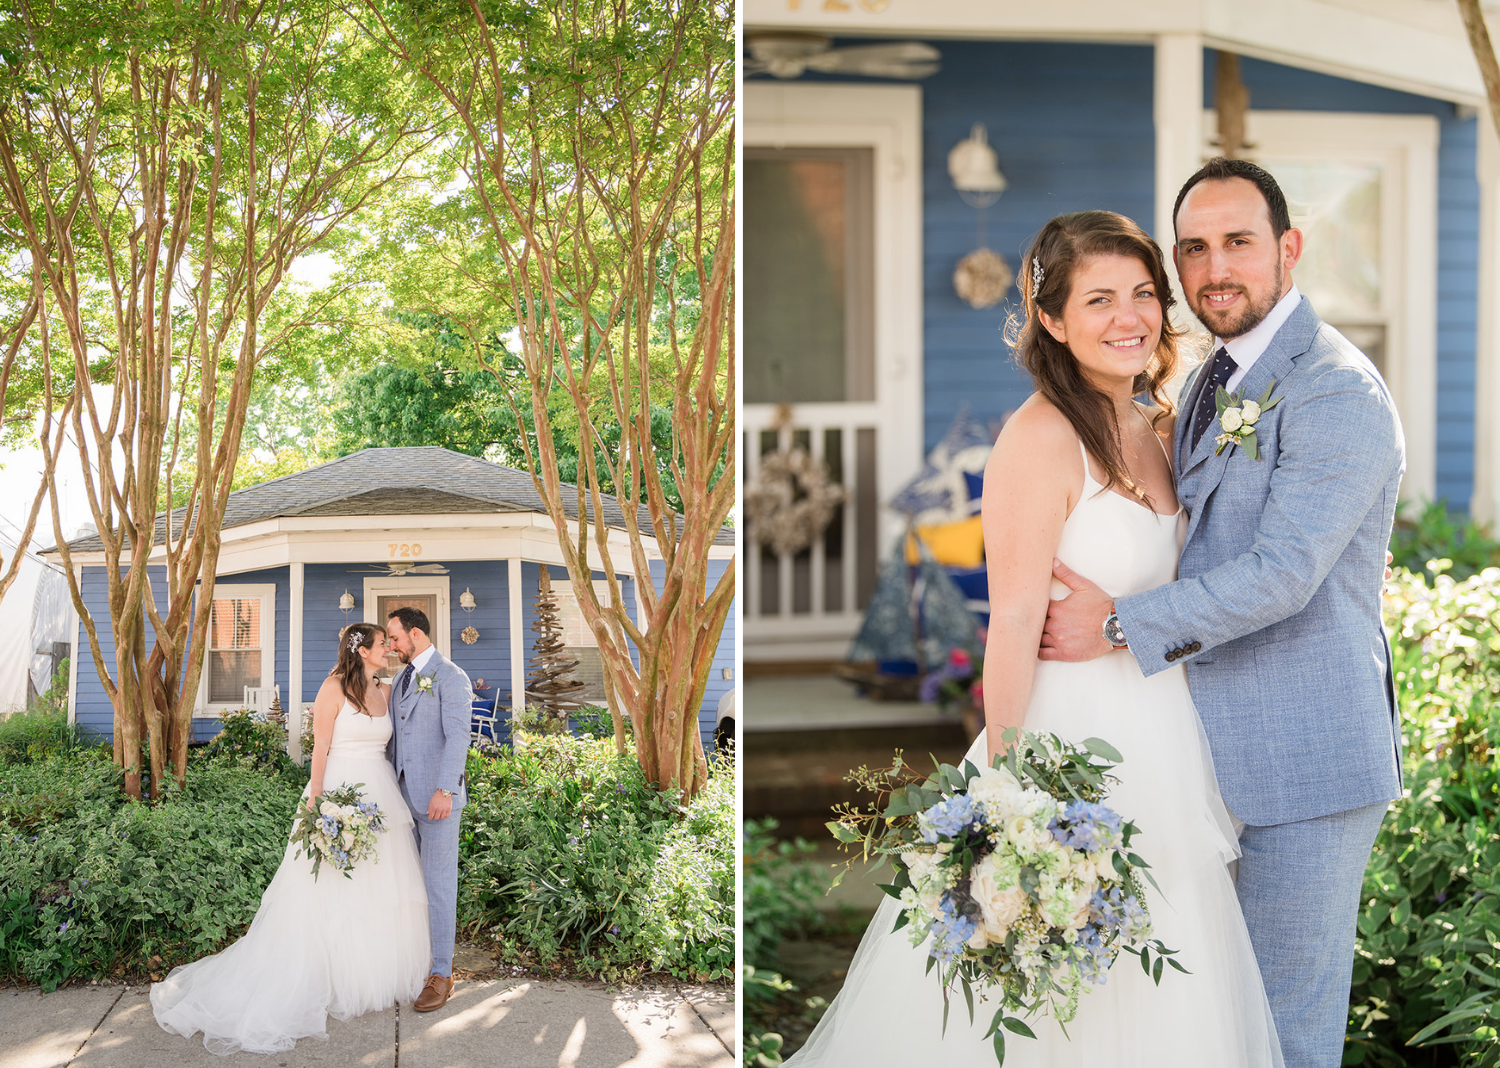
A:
[[291, 784, 386, 881], [827, 727, 1186, 1064]]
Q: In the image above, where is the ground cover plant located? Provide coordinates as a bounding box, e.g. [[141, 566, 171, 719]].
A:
[[3, 710, 733, 991], [459, 732, 734, 982], [1344, 562, 1500, 1067]]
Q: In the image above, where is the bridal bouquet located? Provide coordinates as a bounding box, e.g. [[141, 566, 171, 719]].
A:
[[828, 728, 1185, 1064], [291, 785, 386, 881]]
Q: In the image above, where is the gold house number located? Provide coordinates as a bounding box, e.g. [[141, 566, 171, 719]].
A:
[[786, 0, 891, 10], [388, 543, 423, 558]]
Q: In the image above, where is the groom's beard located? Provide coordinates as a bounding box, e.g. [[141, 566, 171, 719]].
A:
[[1191, 259, 1283, 339]]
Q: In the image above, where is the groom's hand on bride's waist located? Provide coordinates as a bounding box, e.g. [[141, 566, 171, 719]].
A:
[[1039, 559, 1115, 663]]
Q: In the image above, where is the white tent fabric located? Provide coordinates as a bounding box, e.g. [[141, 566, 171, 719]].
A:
[[0, 536, 75, 713]]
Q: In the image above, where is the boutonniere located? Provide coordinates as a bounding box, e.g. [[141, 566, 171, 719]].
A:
[[1213, 379, 1285, 460], [416, 672, 436, 695]]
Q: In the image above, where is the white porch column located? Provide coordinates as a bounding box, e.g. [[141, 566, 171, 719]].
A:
[[1154, 34, 1204, 332], [508, 557, 524, 715], [289, 562, 304, 762], [1473, 115, 1500, 523], [67, 563, 81, 726]]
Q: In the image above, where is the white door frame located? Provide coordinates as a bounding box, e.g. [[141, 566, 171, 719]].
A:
[[1203, 108, 1439, 504], [744, 82, 925, 658]]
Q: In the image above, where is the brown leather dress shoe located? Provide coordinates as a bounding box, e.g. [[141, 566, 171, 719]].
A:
[[413, 972, 454, 1012]]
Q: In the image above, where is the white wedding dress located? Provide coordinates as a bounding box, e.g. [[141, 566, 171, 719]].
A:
[[786, 443, 1284, 1067], [152, 697, 431, 1055]]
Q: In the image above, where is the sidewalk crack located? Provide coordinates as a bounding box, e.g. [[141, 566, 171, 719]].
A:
[[683, 993, 731, 1056], [67, 986, 127, 1066], [394, 999, 400, 1068]]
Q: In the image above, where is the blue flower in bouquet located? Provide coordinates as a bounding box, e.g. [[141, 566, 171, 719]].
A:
[[1049, 800, 1123, 853], [919, 793, 984, 844], [929, 894, 979, 964], [1089, 885, 1150, 942]]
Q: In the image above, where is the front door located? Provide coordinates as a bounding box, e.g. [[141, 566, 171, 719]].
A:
[[744, 82, 924, 662]]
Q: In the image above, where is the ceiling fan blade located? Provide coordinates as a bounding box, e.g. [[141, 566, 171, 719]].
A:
[[806, 42, 941, 79]]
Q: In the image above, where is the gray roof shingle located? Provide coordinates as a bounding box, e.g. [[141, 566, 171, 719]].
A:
[[56, 446, 734, 551]]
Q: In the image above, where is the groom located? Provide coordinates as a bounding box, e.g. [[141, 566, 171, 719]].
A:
[[386, 606, 472, 1013], [1041, 158, 1405, 1067]]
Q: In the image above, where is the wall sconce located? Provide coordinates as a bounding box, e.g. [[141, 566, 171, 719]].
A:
[[459, 587, 479, 645], [948, 123, 1014, 309], [339, 589, 355, 620]]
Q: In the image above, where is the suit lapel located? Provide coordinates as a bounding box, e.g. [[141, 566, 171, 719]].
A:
[[1179, 297, 1321, 545]]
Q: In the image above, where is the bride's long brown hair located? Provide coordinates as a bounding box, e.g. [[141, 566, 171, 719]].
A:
[[1009, 210, 1182, 509], [332, 623, 385, 714]]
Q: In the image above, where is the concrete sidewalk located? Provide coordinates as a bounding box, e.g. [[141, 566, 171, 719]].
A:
[[0, 979, 734, 1068]]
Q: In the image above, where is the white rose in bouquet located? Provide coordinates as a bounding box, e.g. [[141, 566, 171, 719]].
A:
[[971, 850, 1029, 941], [1239, 399, 1261, 425], [1220, 407, 1244, 432], [967, 765, 1023, 816]]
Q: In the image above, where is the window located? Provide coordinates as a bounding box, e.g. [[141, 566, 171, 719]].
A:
[[197, 583, 276, 715], [549, 576, 614, 705]]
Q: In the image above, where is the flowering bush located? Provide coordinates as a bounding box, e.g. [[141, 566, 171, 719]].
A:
[[289, 784, 386, 880], [921, 634, 985, 712], [828, 730, 1180, 1063]]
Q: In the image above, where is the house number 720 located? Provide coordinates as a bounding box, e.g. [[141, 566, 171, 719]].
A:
[[786, 0, 891, 10], [388, 543, 423, 558]]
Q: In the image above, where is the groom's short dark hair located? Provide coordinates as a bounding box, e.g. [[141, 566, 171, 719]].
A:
[[387, 606, 431, 637], [1173, 157, 1292, 241]]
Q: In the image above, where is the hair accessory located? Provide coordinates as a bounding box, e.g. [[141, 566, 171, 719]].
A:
[[347, 630, 363, 654], [1031, 256, 1045, 299]]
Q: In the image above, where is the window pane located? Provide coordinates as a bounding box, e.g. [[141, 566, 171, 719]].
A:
[[210, 599, 261, 651], [209, 650, 261, 703], [564, 647, 610, 704], [745, 148, 874, 404], [1264, 160, 1382, 323]]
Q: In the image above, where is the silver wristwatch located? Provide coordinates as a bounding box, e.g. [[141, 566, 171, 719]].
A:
[[1103, 613, 1128, 649], [436, 788, 454, 798]]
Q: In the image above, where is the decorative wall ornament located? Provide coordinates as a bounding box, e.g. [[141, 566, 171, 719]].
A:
[[745, 445, 848, 557], [458, 586, 478, 642], [949, 123, 1014, 309], [953, 248, 1015, 310], [460, 626, 480, 646]]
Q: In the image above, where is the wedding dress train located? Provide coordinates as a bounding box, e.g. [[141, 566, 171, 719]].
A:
[[152, 699, 430, 1055], [785, 444, 1285, 1067]]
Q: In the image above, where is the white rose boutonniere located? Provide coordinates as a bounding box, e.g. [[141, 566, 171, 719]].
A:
[[1213, 379, 1284, 460], [416, 672, 436, 695]]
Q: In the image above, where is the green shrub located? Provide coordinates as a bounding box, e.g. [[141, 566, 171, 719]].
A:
[[0, 753, 305, 991], [0, 703, 87, 767], [458, 733, 734, 981], [1390, 501, 1500, 583], [206, 708, 300, 784], [1344, 565, 1500, 1066], [571, 705, 616, 740]]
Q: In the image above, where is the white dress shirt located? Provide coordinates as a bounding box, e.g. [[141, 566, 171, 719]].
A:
[[408, 644, 437, 676], [1220, 284, 1301, 393]]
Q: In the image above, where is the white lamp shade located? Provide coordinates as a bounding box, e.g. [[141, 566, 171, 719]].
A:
[[339, 590, 355, 612], [460, 587, 477, 610], [948, 123, 1008, 194]]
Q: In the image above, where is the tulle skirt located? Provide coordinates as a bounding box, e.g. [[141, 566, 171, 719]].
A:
[[785, 654, 1284, 1067], [151, 751, 430, 1055]]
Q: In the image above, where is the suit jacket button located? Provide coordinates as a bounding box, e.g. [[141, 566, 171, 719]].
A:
[[1189, 641, 1201, 653], [1165, 649, 1176, 662]]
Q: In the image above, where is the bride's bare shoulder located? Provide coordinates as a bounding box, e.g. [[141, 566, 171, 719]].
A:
[[989, 395, 1079, 467]]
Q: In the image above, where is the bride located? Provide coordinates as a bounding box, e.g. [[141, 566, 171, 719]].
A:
[[152, 623, 431, 1055], [786, 211, 1283, 1066]]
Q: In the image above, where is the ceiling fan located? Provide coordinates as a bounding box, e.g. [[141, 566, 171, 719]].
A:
[[347, 562, 450, 577], [744, 33, 940, 80]]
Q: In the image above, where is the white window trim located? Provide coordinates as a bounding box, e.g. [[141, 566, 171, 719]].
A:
[[1202, 108, 1439, 503], [195, 583, 277, 718], [363, 576, 451, 659]]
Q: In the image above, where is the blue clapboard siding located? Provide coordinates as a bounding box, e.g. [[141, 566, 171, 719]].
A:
[[919, 41, 1158, 451], [648, 558, 735, 753], [72, 564, 291, 744], [1209, 51, 1479, 512], [442, 561, 510, 717]]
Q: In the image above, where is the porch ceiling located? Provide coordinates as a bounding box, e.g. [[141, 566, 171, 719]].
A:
[[743, 0, 1489, 107]]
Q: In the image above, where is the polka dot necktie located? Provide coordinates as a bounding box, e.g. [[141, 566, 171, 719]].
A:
[[1191, 346, 1239, 452], [400, 664, 414, 696]]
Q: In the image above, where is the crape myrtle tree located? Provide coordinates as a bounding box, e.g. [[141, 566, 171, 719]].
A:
[[356, 0, 734, 799], [0, 0, 434, 799]]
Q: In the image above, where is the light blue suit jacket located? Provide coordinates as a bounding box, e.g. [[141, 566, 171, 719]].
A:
[[387, 649, 473, 810], [1114, 298, 1405, 826]]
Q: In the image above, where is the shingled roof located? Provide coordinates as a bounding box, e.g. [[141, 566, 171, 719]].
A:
[[58, 446, 734, 551]]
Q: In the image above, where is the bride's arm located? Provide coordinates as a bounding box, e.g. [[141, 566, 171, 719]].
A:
[[979, 401, 1081, 765], [306, 679, 341, 806]]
